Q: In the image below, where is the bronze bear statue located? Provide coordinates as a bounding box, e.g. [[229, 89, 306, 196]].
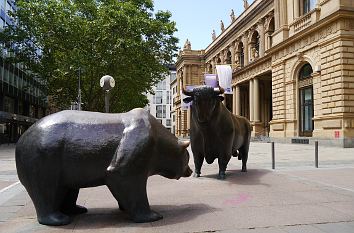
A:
[[16, 108, 192, 226]]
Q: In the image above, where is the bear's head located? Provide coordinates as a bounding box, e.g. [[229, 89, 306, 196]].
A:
[[156, 140, 192, 180]]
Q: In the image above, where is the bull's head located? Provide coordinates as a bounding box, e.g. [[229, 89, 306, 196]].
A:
[[183, 86, 224, 123]]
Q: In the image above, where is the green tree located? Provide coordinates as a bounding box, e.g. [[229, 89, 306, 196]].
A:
[[1, 0, 178, 112]]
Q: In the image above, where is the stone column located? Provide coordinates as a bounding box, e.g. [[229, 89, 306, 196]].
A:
[[236, 85, 241, 115], [254, 77, 260, 122], [232, 86, 236, 114], [266, 32, 272, 50], [183, 65, 187, 87], [279, 0, 288, 26], [249, 79, 254, 122], [242, 34, 249, 66], [176, 70, 181, 95], [188, 65, 192, 84], [294, 0, 300, 18], [176, 109, 180, 136], [231, 45, 235, 66], [274, 0, 280, 29], [258, 20, 265, 57]]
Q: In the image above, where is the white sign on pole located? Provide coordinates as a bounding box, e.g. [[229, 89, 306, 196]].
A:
[[216, 65, 233, 94]]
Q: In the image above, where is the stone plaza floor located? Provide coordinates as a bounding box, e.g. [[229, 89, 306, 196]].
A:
[[0, 142, 354, 233]]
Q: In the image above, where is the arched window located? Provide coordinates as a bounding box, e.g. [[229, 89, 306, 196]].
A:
[[226, 50, 232, 64], [267, 17, 275, 49], [250, 31, 260, 61], [208, 63, 213, 73], [299, 63, 312, 80], [298, 63, 314, 137]]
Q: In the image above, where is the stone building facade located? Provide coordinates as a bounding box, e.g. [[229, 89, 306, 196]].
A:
[[175, 0, 354, 147]]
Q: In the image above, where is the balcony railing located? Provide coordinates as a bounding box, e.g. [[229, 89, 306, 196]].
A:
[[294, 13, 312, 32], [290, 8, 321, 35]]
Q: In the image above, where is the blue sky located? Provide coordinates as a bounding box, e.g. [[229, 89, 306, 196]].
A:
[[153, 0, 255, 50]]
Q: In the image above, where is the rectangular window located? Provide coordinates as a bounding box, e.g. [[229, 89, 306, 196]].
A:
[[3, 65, 9, 83], [153, 91, 163, 104], [170, 73, 176, 82], [156, 80, 166, 90], [0, 63, 3, 82], [166, 91, 171, 104], [166, 119, 171, 126], [303, 0, 316, 15], [9, 66, 14, 87], [18, 72, 23, 90], [3, 96, 15, 113], [18, 101, 23, 115], [156, 105, 166, 118]]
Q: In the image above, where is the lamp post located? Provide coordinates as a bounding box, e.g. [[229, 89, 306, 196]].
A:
[[78, 68, 82, 111], [100, 75, 115, 113]]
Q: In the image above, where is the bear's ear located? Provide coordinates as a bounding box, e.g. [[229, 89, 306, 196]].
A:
[[178, 140, 190, 149], [183, 97, 193, 103]]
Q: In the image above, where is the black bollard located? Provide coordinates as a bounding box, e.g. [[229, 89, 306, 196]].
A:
[[272, 142, 275, 170], [315, 141, 319, 168]]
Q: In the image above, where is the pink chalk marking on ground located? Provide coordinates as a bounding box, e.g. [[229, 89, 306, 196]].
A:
[[223, 193, 251, 206]]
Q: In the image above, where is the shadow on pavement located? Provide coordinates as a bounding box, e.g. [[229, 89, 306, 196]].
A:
[[202, 169, 271, 187], [69, 203, 217, 229]]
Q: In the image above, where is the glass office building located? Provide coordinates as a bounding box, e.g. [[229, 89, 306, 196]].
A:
[[0, 0, 47, 143]]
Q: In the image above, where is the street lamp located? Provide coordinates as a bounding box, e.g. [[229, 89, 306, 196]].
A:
[[100, 75, 115, 113], [77, 68, 82, 111]]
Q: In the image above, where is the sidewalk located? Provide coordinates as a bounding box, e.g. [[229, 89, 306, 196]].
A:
[[1, 142, 354, 233]]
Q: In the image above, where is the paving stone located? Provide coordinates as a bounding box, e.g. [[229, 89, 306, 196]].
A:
[[281, 224, 325, 233], [314, 222, 354, 233]]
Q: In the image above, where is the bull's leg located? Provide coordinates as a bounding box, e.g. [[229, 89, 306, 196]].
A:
[[217, 156, 231, 180], [107, 175, 162, 223], [239, 143, 250, 172], [193, 154, 204, 177], [232, 149, 239, 157], [60, 189, 87, 215]]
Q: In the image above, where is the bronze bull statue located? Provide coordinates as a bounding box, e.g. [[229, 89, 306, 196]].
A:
[[183, 86, 251, 179], [16, 108, 192, 226]]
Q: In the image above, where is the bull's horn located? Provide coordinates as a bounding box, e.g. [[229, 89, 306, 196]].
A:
[[214, 87, 225, 95], [182, 86, 193, 97]]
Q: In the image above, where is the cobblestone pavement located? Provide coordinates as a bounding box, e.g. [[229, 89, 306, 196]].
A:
[[1, 142, 354, 233]]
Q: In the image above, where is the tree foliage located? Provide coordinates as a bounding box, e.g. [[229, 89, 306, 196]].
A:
[[0, 0, 178, 112]]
